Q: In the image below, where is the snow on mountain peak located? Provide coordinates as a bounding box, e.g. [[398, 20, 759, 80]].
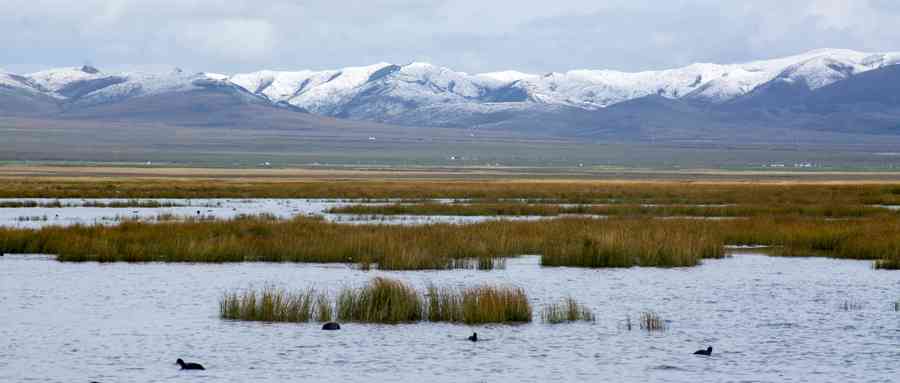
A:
[[6, 49, 899, 118], [27, 66, 108, 93]]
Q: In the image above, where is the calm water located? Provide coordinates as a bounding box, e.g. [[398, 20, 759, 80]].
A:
[[1, 253, 898, 382], [0, 198, 543, 228]]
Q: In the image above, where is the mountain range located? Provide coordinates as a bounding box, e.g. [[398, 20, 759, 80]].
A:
[[2, 48, 900, 149]]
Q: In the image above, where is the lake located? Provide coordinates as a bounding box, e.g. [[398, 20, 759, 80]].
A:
[[1, 252, 897, 382]]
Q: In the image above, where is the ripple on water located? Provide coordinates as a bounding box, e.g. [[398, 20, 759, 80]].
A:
[[0, 253, 898, 382]]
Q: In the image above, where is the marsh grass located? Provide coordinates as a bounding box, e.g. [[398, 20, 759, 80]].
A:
[[5, 178, 900, 205], [337, 277, 424, 323], [222, 278, 533, 324], [639, 311, 667, 332], [2, 214, 900, 268], [541, 220, 724, 268], [540, 297, 595, 324], [427, 285, 532, 324], [219, 287, 331, 323]]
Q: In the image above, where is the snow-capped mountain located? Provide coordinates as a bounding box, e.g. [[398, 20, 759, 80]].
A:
[[227, 48, 900, 116], [2, 48, 899, 131]]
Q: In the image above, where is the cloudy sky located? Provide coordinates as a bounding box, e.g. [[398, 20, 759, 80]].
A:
[[3, 0, 899, 74]]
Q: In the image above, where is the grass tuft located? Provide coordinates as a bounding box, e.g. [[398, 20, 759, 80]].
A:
[[426, 284, 532, 324], [540, 297, 595, 324], [639, 311, 667, 332], [838, 300, 864, 311], [337, 277, 424, 323], [219, 287, 331, 323]]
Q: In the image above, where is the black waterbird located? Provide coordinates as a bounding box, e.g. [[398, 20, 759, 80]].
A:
[[176, 358, 205, 370]]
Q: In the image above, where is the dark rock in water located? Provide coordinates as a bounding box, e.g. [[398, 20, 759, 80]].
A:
[[693, 346, 713, 356], [322, 322, 341, 331], [176, 358, 205, 370]]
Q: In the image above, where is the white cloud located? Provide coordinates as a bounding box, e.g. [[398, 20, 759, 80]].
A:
[[0, 0, 897, 74]]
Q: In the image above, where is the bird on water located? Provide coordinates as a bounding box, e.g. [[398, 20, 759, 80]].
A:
[[322, 322, 341, 330], [468, 332, 478, 342], [693, 346, 713, 356], [176, 358, 205, 370]]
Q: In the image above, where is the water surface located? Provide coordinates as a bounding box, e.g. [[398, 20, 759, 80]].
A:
[[1, 253, 898, 382]]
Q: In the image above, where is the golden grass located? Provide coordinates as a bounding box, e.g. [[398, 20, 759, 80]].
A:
[[427, 285, 532, 324], [2, 215, 900, 268], [223, 278, 532, 324], [220, 287, 332, 323], [540, 297, 595, 324], [540, 219, 724, 268], [3, 178, 900, 205], [337, 277, 424, 323]]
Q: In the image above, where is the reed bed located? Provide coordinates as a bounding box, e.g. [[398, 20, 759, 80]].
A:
[[219, 287, 332, 323], [639, 311, 667, 331], [4, 178, 900, 205], [337, 277, 424, 323], [427, 285, 532, 324], [540, 219, 724, 268], [540, 297, 595, 324], [222, 278, 531, 324], [2, 215, 900, 268]]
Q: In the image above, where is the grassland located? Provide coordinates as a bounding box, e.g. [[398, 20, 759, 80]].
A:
[[2, 214, 900, 268], [2, 172, 900, 269], [3, 176, 900, 205]]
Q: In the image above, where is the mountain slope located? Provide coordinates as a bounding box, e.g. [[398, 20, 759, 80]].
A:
[[1, 48, 899, 143]]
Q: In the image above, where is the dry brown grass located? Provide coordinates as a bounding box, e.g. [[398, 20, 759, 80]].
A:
[[2, 214, 900, 268], [3, 177, 900, 205]]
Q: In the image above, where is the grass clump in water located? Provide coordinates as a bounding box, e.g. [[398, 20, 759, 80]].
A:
[[639, 311, 667, 332], [337, 277, 424, 323], [427, 285, 532, 324], [540, 297, 595, 324], [838, 300, 864, 311], [219, 287, 331, 323]]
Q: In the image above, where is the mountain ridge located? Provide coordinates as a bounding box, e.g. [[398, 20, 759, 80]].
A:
[[1, 48, 899, 141]]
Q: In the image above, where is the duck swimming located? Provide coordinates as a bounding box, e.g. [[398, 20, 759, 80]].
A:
[[693, 346, 712, 356], [467, 332, 478, 342], [176, 358, 205, 370], [322, 322, 341, 331]]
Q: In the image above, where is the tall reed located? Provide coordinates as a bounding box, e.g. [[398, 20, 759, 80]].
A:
[[337, 277, 424, 323], [3, 215, 900, 269], [5, 178, 900, 205], [219, 287, 331, 323], [639, 311, 666, 331], [541, 220, 724, 268], [540, 297, 595, 324], [427, 285, 532, 324]]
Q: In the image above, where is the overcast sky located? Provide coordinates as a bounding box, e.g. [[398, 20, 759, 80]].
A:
[[3, 0, 900, 74]]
